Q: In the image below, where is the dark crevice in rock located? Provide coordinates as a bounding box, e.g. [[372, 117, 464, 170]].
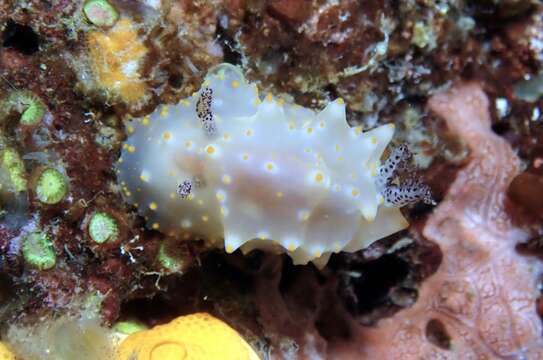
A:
[[2, 21, 40, 55]]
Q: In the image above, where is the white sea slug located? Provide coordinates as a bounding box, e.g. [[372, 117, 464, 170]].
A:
[[116, 64, 414, 267]]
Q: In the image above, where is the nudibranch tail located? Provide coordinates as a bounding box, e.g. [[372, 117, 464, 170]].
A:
[[116, 63, 412, 267]]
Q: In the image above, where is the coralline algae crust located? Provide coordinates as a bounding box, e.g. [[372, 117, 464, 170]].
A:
[[116, 64, 408, 266]]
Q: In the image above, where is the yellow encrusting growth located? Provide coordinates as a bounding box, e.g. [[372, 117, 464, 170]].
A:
[[87, 18, 148, 104], [123, 312, 262, 360], [0, 342, 15, 360]]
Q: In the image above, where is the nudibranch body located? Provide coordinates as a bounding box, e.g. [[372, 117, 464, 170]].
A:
[[117, 64, 409, 266]]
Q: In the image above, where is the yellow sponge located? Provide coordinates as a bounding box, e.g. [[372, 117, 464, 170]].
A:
[[116, 312, 261, 360], [0, 342, 15, 360]]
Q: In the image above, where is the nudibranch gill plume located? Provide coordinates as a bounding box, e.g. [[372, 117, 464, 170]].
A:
[[116, 64, 426, 267]]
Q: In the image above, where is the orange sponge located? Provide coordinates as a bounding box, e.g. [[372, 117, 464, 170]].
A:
[[87, 18, 148, 104], [116, 313, 261, 360]]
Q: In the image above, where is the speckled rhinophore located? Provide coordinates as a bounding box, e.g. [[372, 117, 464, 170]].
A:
[[116, 64, 408, 266]]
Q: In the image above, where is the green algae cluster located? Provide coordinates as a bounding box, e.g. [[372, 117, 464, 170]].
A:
[[83, 0, 119, 28], [113, 321, 147, 335], [88, 211, 119, 244], [4, 91, 46, 126], [157, 241, 185, 273], [22, 231, 56, 270], [0, 147, 27, 193], [35, 168, 68, 204]]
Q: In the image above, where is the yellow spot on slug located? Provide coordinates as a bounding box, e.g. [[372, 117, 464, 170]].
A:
[[369, 163, 377, 177], [231, 80, 240, 88], [127, 145, 136, 153], [314, 173, 324, 183], [253, 98, 261, 106], [266, 93, 273, 103], [223, 133, 231, 141], [216, 191, 225, 201], [337, 98, 344, 105], [206, 145, 216, 154], [201, 215, 209, 222], [127, 125, 134, 134], [222, 175, 232, 184], [313, 249, 323, 258], [142, 116, 150, 126], [265, 162, 275, 172], [288, 122, 296, 131], [179, 99, 190, 107], [245, 129, 253, 137], [160, 105, 169, 117], [287, 243, 296, 251], [354, 126, 362, 135], [371, 136, 377, 144], [152, 222, 160, 230], [335, 144, 341, 152], [319, 121, 325, 128], [306, 127, 313, 134], [242, 153, 249, 161], [149, 202, 158, 210], [226, 244, 234, 253], [351, 188, 360, 197], [162, 131, 172, 141], [185, 140, 193, 149]]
